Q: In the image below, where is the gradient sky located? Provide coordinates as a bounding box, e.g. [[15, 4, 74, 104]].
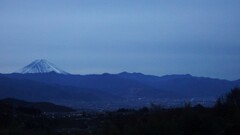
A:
[[0, 0, 240, 80]]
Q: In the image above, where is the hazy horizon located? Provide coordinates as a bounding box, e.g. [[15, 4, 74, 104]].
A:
[[1, 0, 240, 80]]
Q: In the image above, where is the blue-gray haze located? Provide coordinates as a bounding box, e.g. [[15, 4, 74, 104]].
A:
[[0, 0, 240, 80]]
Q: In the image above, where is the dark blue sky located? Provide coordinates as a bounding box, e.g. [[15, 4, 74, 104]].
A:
[[0, 0, 240, 80]]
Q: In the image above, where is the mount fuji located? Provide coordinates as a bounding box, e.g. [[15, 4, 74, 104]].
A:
[[16, 59, 69, 74]]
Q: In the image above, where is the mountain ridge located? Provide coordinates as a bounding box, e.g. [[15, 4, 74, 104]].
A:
[[0, 72, 239, 109]]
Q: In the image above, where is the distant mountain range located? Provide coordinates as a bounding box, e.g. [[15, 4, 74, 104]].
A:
[[0, 60, 239, 109]]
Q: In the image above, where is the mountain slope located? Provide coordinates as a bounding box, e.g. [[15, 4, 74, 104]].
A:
[[0, 76, 122, 108], [1, 73, 166, 99], [117, 72, 239, 98]]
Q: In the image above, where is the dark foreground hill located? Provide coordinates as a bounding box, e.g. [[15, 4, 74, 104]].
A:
[[0, 88, 239, 135], [0, 98, 75, 112]]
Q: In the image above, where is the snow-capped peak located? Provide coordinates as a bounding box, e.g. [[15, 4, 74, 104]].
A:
[[16, 59, 69, 75]]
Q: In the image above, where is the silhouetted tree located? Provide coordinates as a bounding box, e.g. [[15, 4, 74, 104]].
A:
[[215, 87, 240, 113], [225, 88, 240, 110]]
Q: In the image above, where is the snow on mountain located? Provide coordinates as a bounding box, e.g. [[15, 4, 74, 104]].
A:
[[16, 59, 69, 74]]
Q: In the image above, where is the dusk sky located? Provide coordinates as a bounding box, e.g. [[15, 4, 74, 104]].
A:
[[0, 0, 240, 80]]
